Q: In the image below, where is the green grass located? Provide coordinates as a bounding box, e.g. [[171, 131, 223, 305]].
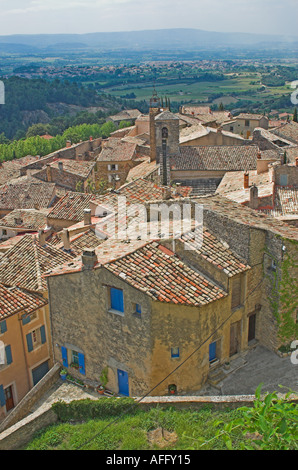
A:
[[22, 405, 250, 451]]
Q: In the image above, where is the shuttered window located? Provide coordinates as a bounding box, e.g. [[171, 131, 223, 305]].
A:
[[0, 385, 6, 407], [5, 345, 12, 365], [110, 288, 124, 313], [0, 320, 7, 334]]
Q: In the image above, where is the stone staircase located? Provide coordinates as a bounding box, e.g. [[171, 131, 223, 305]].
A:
[[207, 355, 248, 391]]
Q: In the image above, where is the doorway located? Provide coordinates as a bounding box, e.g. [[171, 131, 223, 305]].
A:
[[248, 314, 256, 343], [230, 321, 241, 356], [4, 385, 14, 412], [117, 369, 129, 396]]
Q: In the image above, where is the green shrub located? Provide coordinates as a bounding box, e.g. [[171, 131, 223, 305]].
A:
[[52, 397, 137, 422]]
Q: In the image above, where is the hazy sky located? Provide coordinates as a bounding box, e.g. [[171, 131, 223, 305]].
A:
[[0, 0, 297, 36]]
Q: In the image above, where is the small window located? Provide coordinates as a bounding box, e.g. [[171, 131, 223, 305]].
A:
[[2, 230, 7, 236], [280, 174, 288, 186], [72, 350, 79, 366], [229, 126, 233, 132], [0, 320, 7, 335], [135, 303, 142, 314], [171, 347, 180, 358], [245, 120, 250, 127]]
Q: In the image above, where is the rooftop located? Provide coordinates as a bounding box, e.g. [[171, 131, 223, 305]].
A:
[[0, 283, 48, 320], [236, 113, 268, 121], [47, 192, 95, 222], [0, 208, 49, 231], [181, 227, 250, 277], [0, 235, 73, 291], [106, 241, 227, 306], [272, 121, 298, 145], [97, 140, 137, 162], [171, 146, 259, 172], [0, 177, 56, 211]]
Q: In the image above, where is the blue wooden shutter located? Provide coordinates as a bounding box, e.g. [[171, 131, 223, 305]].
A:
[[110, 288, 124, 312], [61, 346, 68, 368], [0, 320, 7, 334], [209, 341, 217, 362], [0, 385, 5, 407], [5, 345, 12, 365], [26, 333, 33, 352], [78, 353, 85, 375], [22, 315, 31, 325], [40, 325, 46, 344]]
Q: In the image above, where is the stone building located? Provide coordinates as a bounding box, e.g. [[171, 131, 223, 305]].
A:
[[45, 194, 298, 397]]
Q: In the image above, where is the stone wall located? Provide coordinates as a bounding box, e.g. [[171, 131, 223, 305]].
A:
[[0, 364, 60, 433]]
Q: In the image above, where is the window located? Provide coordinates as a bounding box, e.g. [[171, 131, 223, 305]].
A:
[[135, 303, 142, 315], [2, 230, 7, 237], [209, 341, 217, 363], [245, 120, 250, 127], [230, 126, 234, 132], [171, 347, 180, 358], [280, 174, 288, 186], [0, 320, 7, 335], [109, 287, 124, 314], [162, 127, 168, 139], [72, 350, 79, 366], [26, 325, 46, 352]]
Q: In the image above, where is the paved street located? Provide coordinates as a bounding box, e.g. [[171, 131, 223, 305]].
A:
[[204, 344, 298, 396]]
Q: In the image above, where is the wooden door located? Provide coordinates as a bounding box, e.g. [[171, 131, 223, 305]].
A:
[[230, 322, 240, 356], [4, 385, 14, 411]]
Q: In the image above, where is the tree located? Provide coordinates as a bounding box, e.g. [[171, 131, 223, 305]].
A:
[[219, 102, 225, 111], [293, 108, 298, 123], [26, 123, 51, 138]]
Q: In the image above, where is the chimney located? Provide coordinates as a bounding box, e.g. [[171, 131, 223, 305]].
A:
[[58, 161, 63, 171], [66, 140, 72, 148], [62, 228, 71, 252], [256, 150, 268, 174], [46, 164, 52, 182], [82, 248, 97, 270], [89, 136, 93, 141], [84, 208, 92, 226], [296, 157, 298, 167], [162, 186, 171, 200], [249, 184, 259, 209], [244, 171, 249, 189], [38, 229, 47, 246]]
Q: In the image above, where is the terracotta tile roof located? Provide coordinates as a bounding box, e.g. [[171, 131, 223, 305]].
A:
[[216, 170, 274, 202], [273, 186, 298, 215], [48, 159, 96, 179], [97, 139, 137, 162], [48, 229, 103, 256], [106, 241, 227, 306], [171, 146, 258, 172], [0, 235, 73, 291], [0, 209, 49, 231], [0, 177, 57, 211], [181, 227, 250, 277], [272, 121, 298, 145], [126, 158, 158, 182], [236, 113, 268, 121], [47, 192, 95, 222], [195, 194, 298, 241], [0, 156, 40, 186], [109, 109, 141, 121], [0, 283, 47, 320]]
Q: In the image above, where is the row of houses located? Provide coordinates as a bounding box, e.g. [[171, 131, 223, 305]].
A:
[[0, 96, 297, 422]]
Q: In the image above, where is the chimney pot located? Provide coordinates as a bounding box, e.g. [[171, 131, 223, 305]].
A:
[[62, 228, 71, 252], [58, 161, 63, 171], [295, 157, 298, 167], [84, 208, 92, 226], [244, 171, 249, 189], [66, 140, 71, 148], [82, 247, 97, 270]]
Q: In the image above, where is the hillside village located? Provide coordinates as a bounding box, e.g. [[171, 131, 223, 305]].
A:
[[0, 90, 297, 434]]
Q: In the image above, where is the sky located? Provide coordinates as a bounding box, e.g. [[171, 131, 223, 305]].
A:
[[0, 0, 297, 36]]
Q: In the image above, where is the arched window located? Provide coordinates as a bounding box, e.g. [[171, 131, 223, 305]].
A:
[[162, 127, 168, 139]]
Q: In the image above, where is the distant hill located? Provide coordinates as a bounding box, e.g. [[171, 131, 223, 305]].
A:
[[0, 28, 297, 53]]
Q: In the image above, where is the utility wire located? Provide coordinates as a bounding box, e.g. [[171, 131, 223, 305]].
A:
[[76, 276, 264, 450]]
